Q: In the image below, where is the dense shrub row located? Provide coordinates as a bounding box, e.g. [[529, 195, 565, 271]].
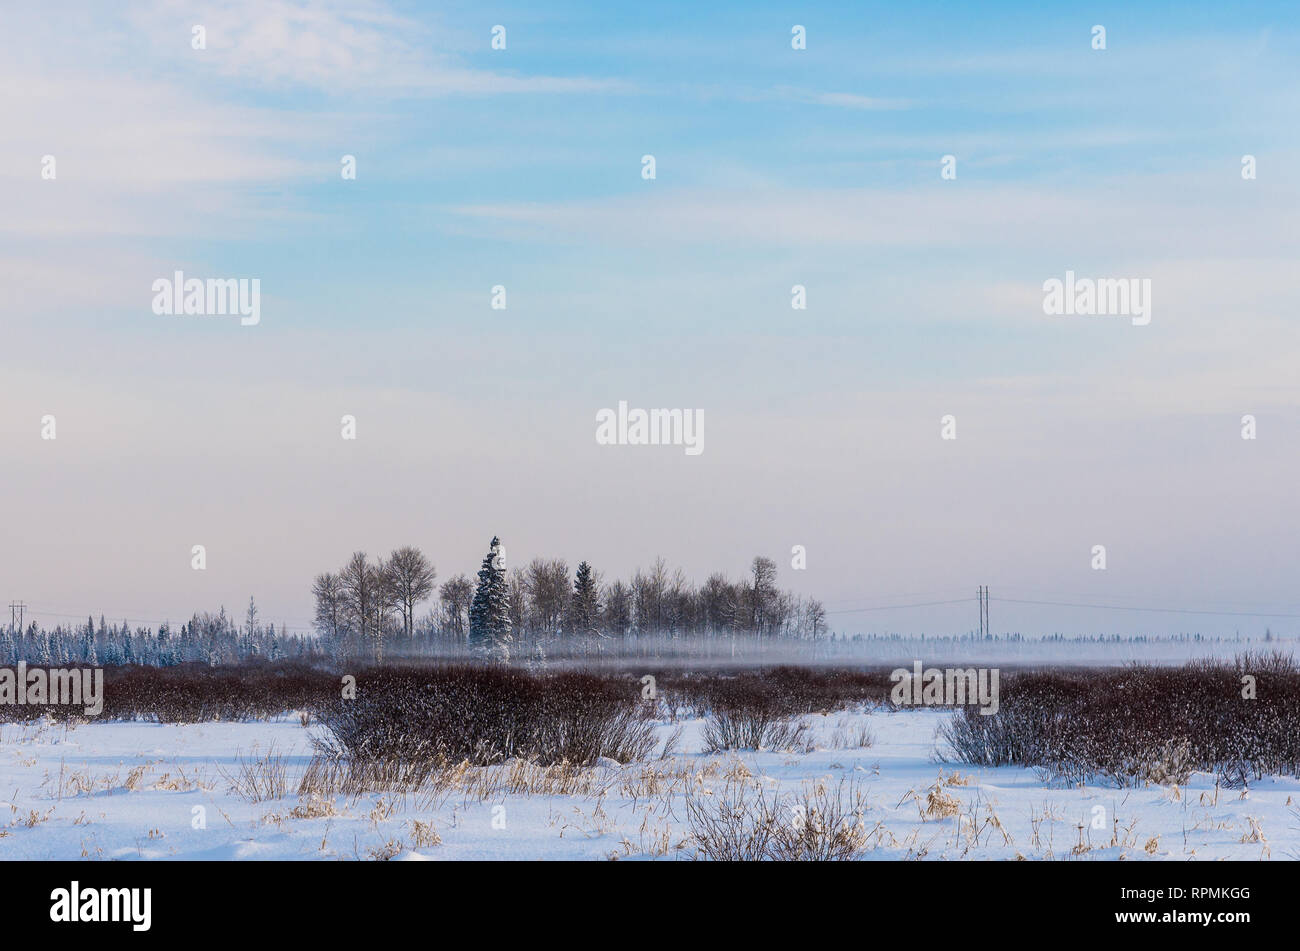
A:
[[0, 661, 336, 723], [0, 661, 897, 726], [311, 666, 657, 768], [14, 656, 1298, 790], [656, 668, 889, 751], [941, 654, 1300, 786], [658, 666, 894, 719]]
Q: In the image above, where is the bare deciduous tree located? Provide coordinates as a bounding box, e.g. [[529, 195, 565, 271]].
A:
[[340, 551, 381, 658], [439, 574, 473, 643], [602, 580, 632, 637], [507, 574, 527, 637], [749, 556, 778, 639], [524, 558, 570, 637], [385, 546, 437, 640], [306, 571, 343, 639]]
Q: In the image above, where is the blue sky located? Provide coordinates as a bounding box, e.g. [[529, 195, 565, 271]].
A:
[[2, 1, 1299, 638]]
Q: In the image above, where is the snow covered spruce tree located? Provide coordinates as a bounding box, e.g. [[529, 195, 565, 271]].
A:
[[569, 560, 602, 636], [469, 536, 511, 661], [81, 623, 97, 665]]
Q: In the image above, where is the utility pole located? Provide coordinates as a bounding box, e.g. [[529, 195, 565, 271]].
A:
[[8, 601, 26, 633], [976, 587, 989, 638]]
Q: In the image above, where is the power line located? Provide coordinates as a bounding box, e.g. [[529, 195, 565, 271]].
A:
[[821, 591, 1300, 621], [992, 596, 1300, 619], [826, 597, 971, 616], [988, 585, 1300, 612], [819, 589, 966, 607]]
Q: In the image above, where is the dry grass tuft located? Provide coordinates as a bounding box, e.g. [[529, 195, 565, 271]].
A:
[[290, 794, 338, 820], [122, 764, 150, 792], [367, 838, 404, 861], [683, 774, 872, 861], [408, 819, 441, 848], [924, 784, 962, 820], [221, 745, 289, 803]]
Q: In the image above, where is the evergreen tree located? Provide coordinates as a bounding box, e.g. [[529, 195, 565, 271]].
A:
[[469, 536, 511, 657], [569, 561, 602, 636]]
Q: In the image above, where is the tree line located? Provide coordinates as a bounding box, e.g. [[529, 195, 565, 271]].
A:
[[0, 539, 828, 667], [0, 604, 314, 668], [312, 536, 828, 660]]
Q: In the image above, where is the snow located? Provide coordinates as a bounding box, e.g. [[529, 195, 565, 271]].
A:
[[0, 711, 1294, 860]]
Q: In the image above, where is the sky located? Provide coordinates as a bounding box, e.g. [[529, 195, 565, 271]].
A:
[[2, 1, 1299, 639]]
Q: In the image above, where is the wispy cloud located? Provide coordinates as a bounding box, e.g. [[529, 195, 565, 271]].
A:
[[446, 177, 1299, 256], [772, 87, 911, 110], [131, 0, 630, 95]]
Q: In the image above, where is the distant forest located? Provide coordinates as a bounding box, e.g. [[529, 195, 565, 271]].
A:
[[313, 537, 827, 661], [0, 537, 827, 666]]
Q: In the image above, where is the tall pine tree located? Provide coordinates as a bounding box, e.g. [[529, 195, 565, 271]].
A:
[[82, 625, 98, 666], [569, 561, 602, 636], [469, 536, 511, 657]]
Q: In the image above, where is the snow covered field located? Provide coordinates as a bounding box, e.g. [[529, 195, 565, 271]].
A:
[[0, 709, 1294, 861]]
